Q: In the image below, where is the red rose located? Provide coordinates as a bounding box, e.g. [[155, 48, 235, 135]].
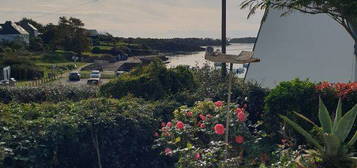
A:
[[164, 148, 173, 156], [214, 101, 223, 107], [237, 112, 246, 122], [166, 122, 172, 128], [235, 136, 244, 144], [214, 124, 225, 135], [199, 123, 206, 129], [176, 121, 184, 129], [194, 153, 201, 160], [199, 114, 206, 121], [186, 111, 193, 117], [235, 108, 244, 114]]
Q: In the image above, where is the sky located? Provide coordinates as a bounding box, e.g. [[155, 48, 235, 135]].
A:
[[0, 0, 264, 38]]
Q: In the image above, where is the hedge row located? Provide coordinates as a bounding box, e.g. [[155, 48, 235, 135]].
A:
[[100, 61, 196, 100], [0, 98, 175, 168], [0, 85, 98, 104]]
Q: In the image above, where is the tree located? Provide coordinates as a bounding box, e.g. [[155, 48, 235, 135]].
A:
[[42, 17, 90, 54], [241, 0, 357, 80]]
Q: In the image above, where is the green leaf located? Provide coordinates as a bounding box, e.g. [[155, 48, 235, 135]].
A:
[[347, 130, 357, 147], [333, 98, 342, 131], [323, 134, 341, 156], [279, 115, 323, 151], [318, 97, 332, 133], [293, 111, 318, 127], [334, 105, 357, 142]]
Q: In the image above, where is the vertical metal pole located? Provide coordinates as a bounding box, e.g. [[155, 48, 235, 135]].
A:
[[221, 0, 227, 77], [222, 0, 233, 160]]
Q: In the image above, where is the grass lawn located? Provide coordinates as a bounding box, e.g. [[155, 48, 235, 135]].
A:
[[80, 71, 115, 79]]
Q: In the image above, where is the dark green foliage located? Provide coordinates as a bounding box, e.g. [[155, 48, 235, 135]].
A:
[[1, 56, 44, 81], [100, 61, 197, 100], [0, 98, 175, 168], [0, 85, 98, 104]]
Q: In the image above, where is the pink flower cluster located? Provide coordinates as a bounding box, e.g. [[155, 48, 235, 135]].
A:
[[159, 101, 248, 156], [316, 82, 357, 97]]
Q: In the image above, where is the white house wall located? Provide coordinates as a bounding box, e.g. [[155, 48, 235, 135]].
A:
[[246, 9, 355, 88]]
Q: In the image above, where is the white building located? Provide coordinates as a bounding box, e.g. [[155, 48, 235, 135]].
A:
[[245, 9, 356, 88], [0, 21, 30, 45]]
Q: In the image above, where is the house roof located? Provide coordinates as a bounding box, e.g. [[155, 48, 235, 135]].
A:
[[0, 21, 29, 35]]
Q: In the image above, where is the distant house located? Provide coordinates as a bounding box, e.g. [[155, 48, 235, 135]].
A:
[[0, 21, 29, 45], [18, 22, 39, 38]]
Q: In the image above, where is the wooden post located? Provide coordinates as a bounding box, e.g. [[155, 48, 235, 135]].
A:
[[221, 0, 227, 78]]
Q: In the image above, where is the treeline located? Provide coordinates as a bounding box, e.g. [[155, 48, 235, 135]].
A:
[[229, 37, 256, 43], [120, 38, 221, 52]]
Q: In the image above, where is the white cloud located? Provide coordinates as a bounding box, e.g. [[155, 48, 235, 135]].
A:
[[0, 0, 264, 38]]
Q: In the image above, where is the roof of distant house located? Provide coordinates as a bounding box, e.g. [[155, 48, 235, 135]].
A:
[[0, 21, 29, 35], [87, 29, 99, 36]]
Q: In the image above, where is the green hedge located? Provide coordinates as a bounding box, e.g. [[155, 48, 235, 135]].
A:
[[0, 98, 174, 168], [0, 85, 98, 104], [100, 61, 197, 100]]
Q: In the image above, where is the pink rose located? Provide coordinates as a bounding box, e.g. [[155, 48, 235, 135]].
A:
[[214, 101, 223, 107], [214, 124, 225, 135], [176, 121, 184, 129]]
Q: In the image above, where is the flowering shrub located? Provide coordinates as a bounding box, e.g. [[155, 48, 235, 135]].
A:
[[316, 81, 357, 98], [154, 101, 272, 168]]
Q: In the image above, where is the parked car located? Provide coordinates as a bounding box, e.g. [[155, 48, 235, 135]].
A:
[[69, 72, 81, 81], [87, 70, 101, 85], [87, 78, 100, 85], [90, 70, 101, 79], [0, 78, 16, 86]]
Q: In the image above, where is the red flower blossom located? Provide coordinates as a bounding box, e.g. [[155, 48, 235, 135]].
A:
[[186, 111, 193, 117], [164, 148, 173, 156], [176, 121, 184, 129], [199, 114, 206, 121], [214, 124, 225, 135], [194, 153, 201, 160], [161, 122, 166, 127], [235, 108, 244, 114], [214, 101, 223, 107], [237, 112, 246, 122], [199, 123, 206, 129], [166, 122, 172, 128], [235, 136, 244, 144]]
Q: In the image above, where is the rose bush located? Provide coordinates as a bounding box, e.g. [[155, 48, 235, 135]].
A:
[[154, 101, 273, 168]]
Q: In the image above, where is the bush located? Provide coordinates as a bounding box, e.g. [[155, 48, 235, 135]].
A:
[[264, 79, 357, 143], [154, 101, 273, 168], [0, 98, 174, 168], [0, 85, 98, 103], [100, 61, 197, 100]]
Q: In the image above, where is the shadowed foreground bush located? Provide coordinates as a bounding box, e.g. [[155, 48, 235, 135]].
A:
[[0, 85, 98, 103], [0, 98, 175, 168]]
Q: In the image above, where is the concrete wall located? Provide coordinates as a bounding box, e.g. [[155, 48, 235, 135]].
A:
[[246, 9, 355, 88]]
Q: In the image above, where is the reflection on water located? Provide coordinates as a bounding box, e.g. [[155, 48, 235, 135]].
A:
[[166, 43, 254, 77]]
